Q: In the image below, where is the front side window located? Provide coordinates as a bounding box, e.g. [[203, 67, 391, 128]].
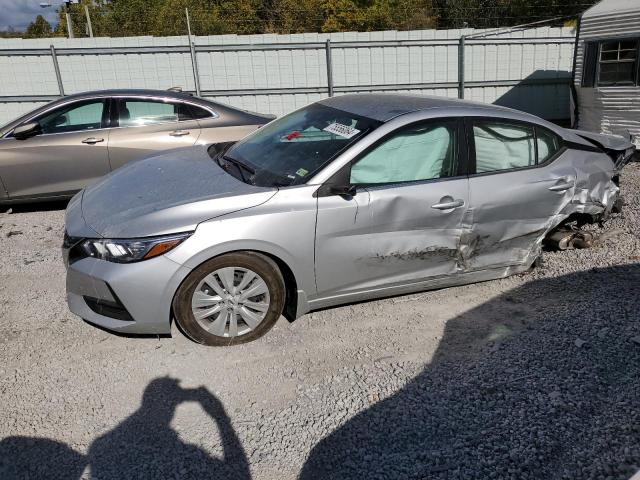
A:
[[37, 100, 105, 134], [473, 121, 536, 173], [350, 121, 457, 184], [222, 103, 381, 187]]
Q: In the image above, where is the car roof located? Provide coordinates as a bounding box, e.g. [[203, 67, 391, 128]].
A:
[[55, 88, 205, 103], [318, 93, 519, 122], [0, 89, 273, 134]]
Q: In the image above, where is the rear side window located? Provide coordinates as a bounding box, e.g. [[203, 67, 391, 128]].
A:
[[536, 127, 562, 164], [187, 104, 214, 120], [472, 120, 562, 173], [473, 121, 536, 173], [117, 99, 178, 126]]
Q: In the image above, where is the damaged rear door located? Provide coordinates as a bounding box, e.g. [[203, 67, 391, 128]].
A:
[[314, 118, 469, 298], [464, 118, 576, 270]]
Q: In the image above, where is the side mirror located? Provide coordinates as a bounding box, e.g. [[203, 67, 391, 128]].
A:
[[13, 122, 41, 140], [52, 114, 68, 127], [329, 184, 357, 197]]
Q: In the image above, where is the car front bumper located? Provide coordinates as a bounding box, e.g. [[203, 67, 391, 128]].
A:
[[65, 255, 192, 335]]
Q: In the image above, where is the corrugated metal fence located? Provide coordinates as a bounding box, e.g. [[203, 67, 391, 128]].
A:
[[0, 26, 576, 125]]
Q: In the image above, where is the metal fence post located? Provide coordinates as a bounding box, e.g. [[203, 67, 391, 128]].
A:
[[325, 38, 334, 97], [65, 11, 74, 39], [85, 5, 94, 38], [50, 45, 65, 96], [189, 42, 202, 96], [458, 35, 465, 99], [185, 8, 201, 96]]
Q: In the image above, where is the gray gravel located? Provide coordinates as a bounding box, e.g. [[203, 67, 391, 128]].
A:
[[1, 164, 639, 480]]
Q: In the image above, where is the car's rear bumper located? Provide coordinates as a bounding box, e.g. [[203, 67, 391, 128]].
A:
[[65, 255, 191, 335]]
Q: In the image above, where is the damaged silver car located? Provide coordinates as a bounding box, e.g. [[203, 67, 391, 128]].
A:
[[63, 94, 636, 346]]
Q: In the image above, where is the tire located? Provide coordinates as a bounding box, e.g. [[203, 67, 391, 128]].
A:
[[612, 196, 624, 214], [173, 252, 285, 346]]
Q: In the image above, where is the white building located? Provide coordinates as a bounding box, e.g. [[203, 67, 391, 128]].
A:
[[574, 0, 640, 147]]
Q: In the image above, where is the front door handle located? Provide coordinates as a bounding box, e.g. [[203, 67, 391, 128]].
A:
[[431, 198, 465, 210], [548, 179, 575, 192], [81, 137, 104, 144], [169, 130, 190, 137]]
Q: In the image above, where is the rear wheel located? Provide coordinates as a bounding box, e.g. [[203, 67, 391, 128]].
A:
[[173, 252, 285, 346]]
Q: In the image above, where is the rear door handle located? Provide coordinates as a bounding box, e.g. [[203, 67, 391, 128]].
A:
[[81, 137, 104, 144], [169, 130, 190, 137], [548, 180, 575, 192], [431, 199, 465, 210]]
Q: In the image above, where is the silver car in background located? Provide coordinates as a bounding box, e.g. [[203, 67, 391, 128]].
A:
[[63, 94, 635, 346], [0, 89, 273, 203]]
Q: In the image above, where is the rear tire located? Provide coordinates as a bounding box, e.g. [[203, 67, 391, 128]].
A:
[[173, 252, 285, 346]]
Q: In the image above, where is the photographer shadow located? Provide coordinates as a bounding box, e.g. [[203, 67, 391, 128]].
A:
[[0, 377, 251, 480], [300, 263, 640, 479]]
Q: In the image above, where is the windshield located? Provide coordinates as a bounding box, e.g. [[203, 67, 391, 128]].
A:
[[219, 103, 380, 187]]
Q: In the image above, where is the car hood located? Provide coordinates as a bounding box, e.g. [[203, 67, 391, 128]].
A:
[[79, 145, 277, 238]]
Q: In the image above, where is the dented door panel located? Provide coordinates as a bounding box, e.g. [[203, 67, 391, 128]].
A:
[[315, 178, 469, 297], [464, 148, 619, 271], [569, 150, 619, 217], [466, 158, 577, 270]]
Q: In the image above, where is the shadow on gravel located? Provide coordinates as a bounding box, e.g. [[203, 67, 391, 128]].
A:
[[0, 377, 250, 479], [300, 264, 640, 480], [3, 199, 69, 214]]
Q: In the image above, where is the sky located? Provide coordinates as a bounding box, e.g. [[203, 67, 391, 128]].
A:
[[0, 0, 62, 31]]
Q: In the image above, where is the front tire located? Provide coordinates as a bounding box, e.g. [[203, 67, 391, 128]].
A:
[[173, 252, 285, 346]]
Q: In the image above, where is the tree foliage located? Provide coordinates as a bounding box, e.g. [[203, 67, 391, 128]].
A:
[[24, 15, 53, 38], [20, 0, 595, 38]]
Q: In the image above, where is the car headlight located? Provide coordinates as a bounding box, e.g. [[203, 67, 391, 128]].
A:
[[79, 232, 192, 263]]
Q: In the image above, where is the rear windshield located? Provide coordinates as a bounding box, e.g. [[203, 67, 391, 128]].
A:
[[221, 103, 380, 187]]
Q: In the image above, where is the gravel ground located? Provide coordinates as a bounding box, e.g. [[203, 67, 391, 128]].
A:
[[1, 164, 639, 480]]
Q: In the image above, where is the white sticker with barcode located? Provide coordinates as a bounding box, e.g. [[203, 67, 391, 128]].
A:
[[323, 122, 360, 139]]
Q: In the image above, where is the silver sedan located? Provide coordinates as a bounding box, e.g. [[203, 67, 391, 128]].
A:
[[0, 89, 273, 203], [63, 93, 635, 346]]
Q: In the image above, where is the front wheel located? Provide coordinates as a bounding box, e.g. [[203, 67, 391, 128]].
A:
[[173, 252, 285, 346]]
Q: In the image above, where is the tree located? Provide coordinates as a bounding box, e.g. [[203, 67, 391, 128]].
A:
[[53, 0, 110, 37], [0, 26, 22, 38], [20, 0, 599, 37], [321, 0, 362, 32], [24, 15, 53, 38], [260, 0, 324, 34]]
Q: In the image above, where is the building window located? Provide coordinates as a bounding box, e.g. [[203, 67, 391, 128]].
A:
[[598, 40, 638, 86], [581, 42, 598, 87], [582, 39, 640, 87]]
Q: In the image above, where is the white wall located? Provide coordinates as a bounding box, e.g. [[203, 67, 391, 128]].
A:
[[0, 26, 576, 125]]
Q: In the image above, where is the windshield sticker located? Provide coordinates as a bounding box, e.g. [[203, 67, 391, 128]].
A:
[[285, 131, 301, 141], [296, 168, 309, 177], [323, 123, 360, 139]]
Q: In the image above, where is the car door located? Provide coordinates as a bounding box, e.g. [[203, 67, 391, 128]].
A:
[[465, 118, 575, 270], [0, 98, 111, 199], [314, 118, 470, 298], [107, 97, 202, 170]]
